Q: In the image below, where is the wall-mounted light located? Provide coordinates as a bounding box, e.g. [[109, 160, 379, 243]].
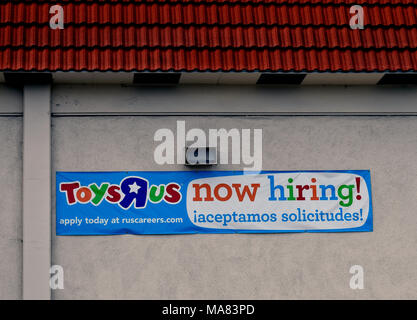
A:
[[185, 147, 217, 166]]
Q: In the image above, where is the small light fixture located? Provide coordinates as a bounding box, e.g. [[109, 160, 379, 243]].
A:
[[185, 147, 217, 166]]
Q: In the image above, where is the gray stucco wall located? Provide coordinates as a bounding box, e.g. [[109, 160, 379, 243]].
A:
[[0, 116, 22, 299], [52, 113, 417, 299]]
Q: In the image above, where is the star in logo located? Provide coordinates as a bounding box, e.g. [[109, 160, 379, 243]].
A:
[[128, 182, 141, 194]]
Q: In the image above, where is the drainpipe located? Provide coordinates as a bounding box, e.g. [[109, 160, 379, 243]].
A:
[[22, 83, 51, 300]]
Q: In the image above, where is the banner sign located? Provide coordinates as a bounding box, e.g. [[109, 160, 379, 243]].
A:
[[56, 170, 373, 235]]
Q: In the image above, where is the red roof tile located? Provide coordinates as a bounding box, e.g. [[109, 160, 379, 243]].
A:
[[1, 0, 416, 72]]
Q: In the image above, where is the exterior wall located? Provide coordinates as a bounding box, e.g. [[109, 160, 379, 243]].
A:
[[0, 85, 23, 299], [52, 84, 417, 115], [51, 85, 417, 299]]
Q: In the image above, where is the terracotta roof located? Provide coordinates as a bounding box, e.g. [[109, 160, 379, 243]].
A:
[[1, 0, 416, 72]]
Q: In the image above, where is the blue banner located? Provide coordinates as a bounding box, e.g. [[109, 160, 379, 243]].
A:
[[56, 170, 373, 235]]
